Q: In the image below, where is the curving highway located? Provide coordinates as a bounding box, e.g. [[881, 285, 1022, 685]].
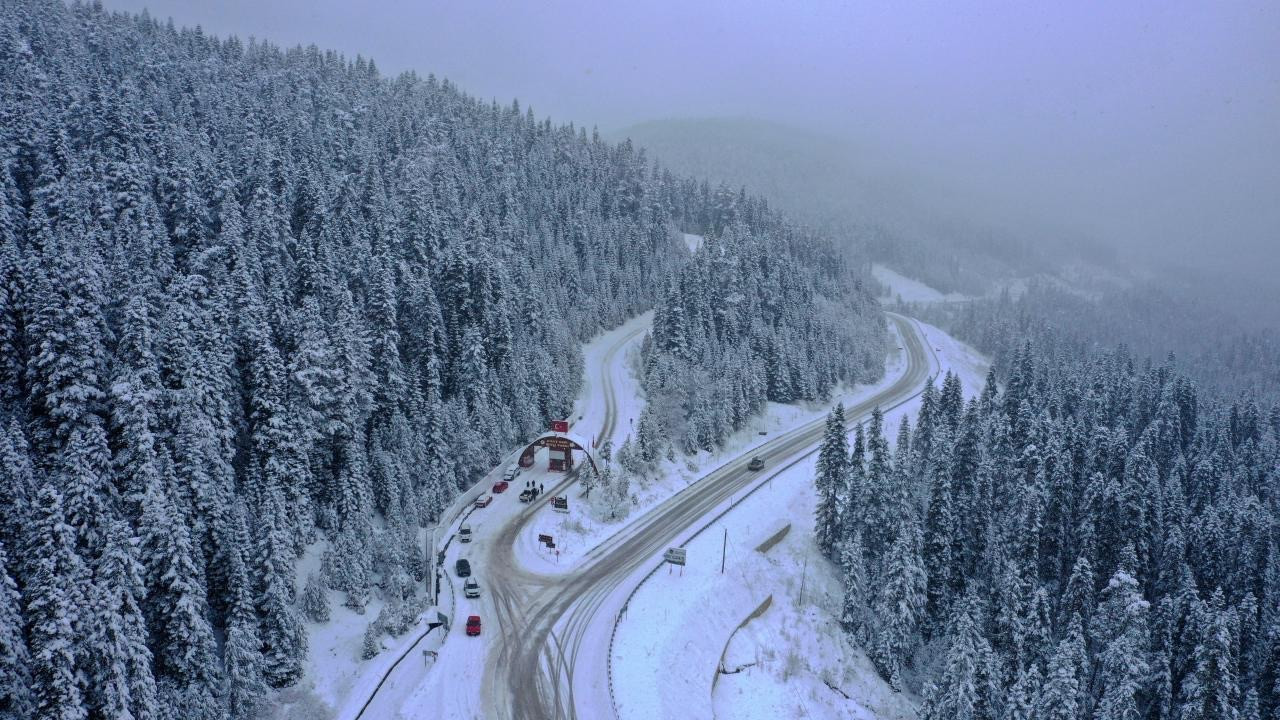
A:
[[479, 312, 936, 720]]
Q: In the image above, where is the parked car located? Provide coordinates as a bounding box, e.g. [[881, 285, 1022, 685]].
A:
[[463, 577, 481, 598], [455, 558, 471, 577], [474, 494, 493, 508], [748, 456, 765, 471], [465, 615, 482, 636], [492, 480, 509, 494], [519, 488, 535, 503], [503, 466, 519, 483], [459, 524, 472, 543]]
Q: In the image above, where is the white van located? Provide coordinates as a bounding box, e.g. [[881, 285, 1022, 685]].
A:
[[459, 524, 472, 543], [464, 577, 481, 599]]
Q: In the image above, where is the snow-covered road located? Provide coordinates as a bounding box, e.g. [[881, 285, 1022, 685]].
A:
[[480, 313, 937, 720], [342, 310, 955, 720]]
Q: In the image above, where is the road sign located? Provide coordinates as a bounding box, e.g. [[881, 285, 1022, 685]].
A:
[[551, 496, 569, 513], [541, 436, 574, 450], [552, 420, 569, 433], [546, 541, 556, 549], [538, 533, 553, 545], [664, 548, 687, 566]]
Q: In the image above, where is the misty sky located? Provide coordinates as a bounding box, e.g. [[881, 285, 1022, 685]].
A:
[[107, 0, 1280, 278]]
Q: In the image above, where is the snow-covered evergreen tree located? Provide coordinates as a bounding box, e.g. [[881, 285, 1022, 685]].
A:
[[814, 403, 848, 558]]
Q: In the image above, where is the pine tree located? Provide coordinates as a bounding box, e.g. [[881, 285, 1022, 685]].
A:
[[84, 520, 158, 720], [25, 485, 88, 720], [0, 542, 33, 719], [814, 403, 848, 558], [108, 294, 163, 518], [361, 622, 381, 660], [26, 230, 108, 455], [920, 600, 999, 720], [301, 572, 331, 624], [1178, 592, 1240, 720], [1090, 548, 1150, 720], [871, 520, 926, 688], [1036, 614, 1086, 720], [838, 533, 871, 644], [924, 434, 956, 630], [1003, 665, 1042, 720], [221, 505, 265, 720], [864, 406, 894, 561], [138, 470, 223, 719], [256, 490, 307, 688]]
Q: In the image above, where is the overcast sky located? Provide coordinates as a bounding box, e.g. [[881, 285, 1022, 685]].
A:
[[107, 0, 1280, 279]]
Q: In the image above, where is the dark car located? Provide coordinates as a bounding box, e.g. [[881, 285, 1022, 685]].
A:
[[748, 456, 764, 471], [465, 615, 482, 636], [519, 488, 534, 503], [455, 558, 471, 577]]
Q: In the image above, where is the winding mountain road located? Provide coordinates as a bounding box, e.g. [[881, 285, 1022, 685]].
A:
[[480, 312, 936, 720]]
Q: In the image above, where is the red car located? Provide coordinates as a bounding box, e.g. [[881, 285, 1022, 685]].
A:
[[465, 615, 482, 636], [474, 494, 493, 508], [492, 481, 509, 494]]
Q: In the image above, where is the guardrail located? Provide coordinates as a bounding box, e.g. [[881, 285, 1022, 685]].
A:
[[351, 566, 457, 720]]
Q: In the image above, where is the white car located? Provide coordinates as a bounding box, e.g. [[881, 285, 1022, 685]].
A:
[[459, 524, 472, 543], [464, 577, 481, 598]]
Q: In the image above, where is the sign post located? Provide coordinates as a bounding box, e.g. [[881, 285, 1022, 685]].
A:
[[663, 547, 687, 575]]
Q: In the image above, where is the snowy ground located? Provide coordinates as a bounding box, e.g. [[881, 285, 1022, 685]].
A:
[[683, 232, 704, 252], [872, 264, 968, 304], [612, 319, 988, 720]]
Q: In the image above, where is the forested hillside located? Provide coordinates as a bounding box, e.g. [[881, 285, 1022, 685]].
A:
[[640, 224, 885, 455], [816, 328, 1280, 718], [0, 2, 882, 718], [920, 280, 1280, 405]]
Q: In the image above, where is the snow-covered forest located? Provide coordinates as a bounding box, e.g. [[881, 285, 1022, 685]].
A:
[[641, 226, 885, 456], [816, 329, 1280, 718], [920, 281, 1280, 406], [0, 2, 884, 718]]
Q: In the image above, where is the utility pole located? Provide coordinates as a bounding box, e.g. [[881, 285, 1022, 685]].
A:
[[425, 526, 435, 606], [798, 554, 809, 607], [720, 528, 727, 573]]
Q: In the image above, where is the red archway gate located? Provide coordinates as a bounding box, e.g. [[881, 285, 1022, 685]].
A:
[[518, 432, 599, 476]]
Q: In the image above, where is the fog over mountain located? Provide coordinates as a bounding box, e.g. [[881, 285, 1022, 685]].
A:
[[109, 0, 1280, 286]]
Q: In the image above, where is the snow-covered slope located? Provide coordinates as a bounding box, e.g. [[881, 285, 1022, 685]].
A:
[[873, 264, 969, 304]]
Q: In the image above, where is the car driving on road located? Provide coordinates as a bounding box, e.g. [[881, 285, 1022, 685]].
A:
[[459, 524, 472, 543], [748, 456, 765, 471], [465, 615, 482, 636], [474, 494, 493, 508], [464, 577, 481, 598], [455, 558, 471, 577], [492, 480, 509, 494]]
